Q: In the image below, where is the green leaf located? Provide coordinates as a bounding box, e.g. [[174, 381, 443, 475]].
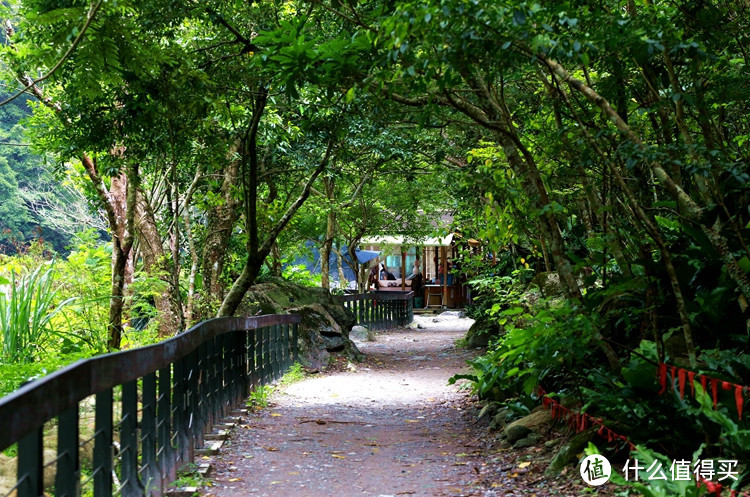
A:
[[512, 9, 526, 26]]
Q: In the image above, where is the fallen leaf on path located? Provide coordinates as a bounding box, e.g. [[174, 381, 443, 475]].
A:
[[265, 446, 279, 452], [271, 413, 282, 417], [227, 478, 241, 482], [331, 454, 346, 459], [404, 419, 419, 423], [518, 461, 531, 469]]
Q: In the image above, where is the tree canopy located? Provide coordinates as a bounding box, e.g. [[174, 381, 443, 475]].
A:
[[1, 0, 750, 490]]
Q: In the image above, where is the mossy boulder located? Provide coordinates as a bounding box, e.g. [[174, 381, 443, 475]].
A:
[[465, 316, 501, 348], [503, 408, 552, 441], [531, 272, 562, 297], [237, 278, 361, 371]]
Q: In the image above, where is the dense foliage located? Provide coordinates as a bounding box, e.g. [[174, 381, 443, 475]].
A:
[[0, 0, 748, 493]]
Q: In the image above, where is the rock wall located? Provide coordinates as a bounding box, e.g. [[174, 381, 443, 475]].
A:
[[236, 278, 362, 371]]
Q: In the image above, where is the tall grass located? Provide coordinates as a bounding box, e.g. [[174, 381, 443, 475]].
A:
[[0, 266, 74, 364]]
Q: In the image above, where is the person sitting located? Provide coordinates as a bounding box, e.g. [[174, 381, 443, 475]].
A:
[[378, 263, 398, 284], [368, 265, 380, 289]]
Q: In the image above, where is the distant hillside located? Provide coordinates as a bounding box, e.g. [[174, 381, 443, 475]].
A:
[[0, 94, 72, 254]]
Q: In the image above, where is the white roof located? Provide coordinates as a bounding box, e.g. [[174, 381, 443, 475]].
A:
[[360, 234, 454, 247]]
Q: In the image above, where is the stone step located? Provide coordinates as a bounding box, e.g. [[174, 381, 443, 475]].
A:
[[165, 486, 199, 497], [195, 440, 224, 456], [204, 430, 229, 441]]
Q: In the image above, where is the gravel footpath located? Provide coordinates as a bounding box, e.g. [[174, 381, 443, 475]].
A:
[[201, 313, 614, 497], [203, 313, 487, 497]]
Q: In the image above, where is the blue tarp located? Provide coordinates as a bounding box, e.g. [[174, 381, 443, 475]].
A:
[[355, 248, 381, 264], [286, 243, 374, 287]]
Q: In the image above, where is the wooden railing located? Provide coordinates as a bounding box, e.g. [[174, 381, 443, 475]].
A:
[[0, 314, 300, 497], [335, 291, 414, 330]]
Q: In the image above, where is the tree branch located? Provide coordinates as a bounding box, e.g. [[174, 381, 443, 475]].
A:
[[0, 0, 104, 107]]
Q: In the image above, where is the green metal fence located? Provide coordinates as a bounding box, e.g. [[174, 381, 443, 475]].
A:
[[0, 314, 300, 497], [335, 291, 414, 330]]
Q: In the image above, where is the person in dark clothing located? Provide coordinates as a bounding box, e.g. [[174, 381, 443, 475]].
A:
[[411, 272, 423, 295], [368, 265, 380, 289]]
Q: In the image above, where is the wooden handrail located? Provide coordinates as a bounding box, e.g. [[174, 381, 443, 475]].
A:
[[334, 291, 414, 331], [0, 314, 301, 497], [0, 315, 300, 452]]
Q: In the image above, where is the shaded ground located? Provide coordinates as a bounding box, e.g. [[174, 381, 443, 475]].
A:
[[202, 314, 616, 497]]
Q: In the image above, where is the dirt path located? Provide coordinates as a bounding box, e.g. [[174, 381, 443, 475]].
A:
[[204, 314, 489, 497]]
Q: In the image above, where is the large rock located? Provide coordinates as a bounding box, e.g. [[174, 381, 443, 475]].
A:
[[350, 325, 375, 342], [465, 317, 501, 348], [503, 408, 552, 441], [237, 278, 361, 371], [505, 424, 532, 444]]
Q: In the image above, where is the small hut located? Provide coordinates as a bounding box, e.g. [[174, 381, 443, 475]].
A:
[[360, 234, 469, 309]]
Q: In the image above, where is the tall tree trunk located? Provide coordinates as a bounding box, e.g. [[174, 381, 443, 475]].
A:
[[135, 186, 183, 337], [440, 67, 583, 300], [19, 56, 138, 350], [183, 205, 199, 327], [217, 88, 332, 317], [547, 66, 697, 365], [201, 143, 242, 305], [80, 159, 138, 351], [217, 153, 329, 316], [541, 55, 750, 303], [320, 177, 336, 290], [335, 246, 348, 289], [543, 77, 633, 276], [493, 130, 582, 301]]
